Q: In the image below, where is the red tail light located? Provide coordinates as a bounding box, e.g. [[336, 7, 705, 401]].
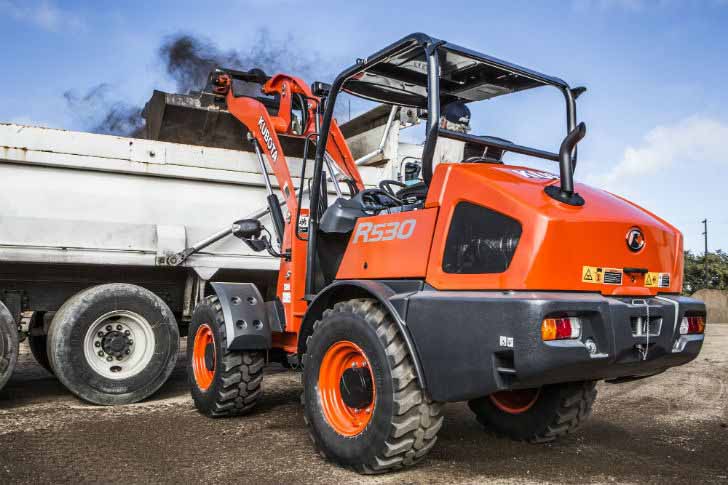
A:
[[542, 317, 581, 341], [680, 316, 705, 335]]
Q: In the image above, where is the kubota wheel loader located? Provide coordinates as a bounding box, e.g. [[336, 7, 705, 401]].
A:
[[182, 33, 707, 473]]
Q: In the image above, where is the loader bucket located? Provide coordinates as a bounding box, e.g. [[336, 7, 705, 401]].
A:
[[142, 90, 250, 150], [142, 89, 307, 156]]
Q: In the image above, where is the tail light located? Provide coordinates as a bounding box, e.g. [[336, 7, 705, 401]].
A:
[[679, 316, 705, 335], [542, 317, 582, 341]]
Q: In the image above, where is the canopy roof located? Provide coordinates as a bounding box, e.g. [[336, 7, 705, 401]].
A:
[[342, 33, 569, 108]]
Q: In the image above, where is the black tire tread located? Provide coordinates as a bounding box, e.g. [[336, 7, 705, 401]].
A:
[[46, 283, 179, 406], [304, 298, 443, 474], [28, 334, 53, 374], [194, 295, 264, 418], [0, 302, 18, 392], [474, 381, 597, 443]]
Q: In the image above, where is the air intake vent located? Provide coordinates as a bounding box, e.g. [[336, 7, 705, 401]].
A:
[[442, 202, 522, 274]]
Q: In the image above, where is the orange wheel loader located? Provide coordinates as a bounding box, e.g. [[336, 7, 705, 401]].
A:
[[180, 33, 707, 473]]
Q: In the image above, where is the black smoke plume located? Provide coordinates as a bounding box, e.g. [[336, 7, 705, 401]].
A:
[[66, 29, 321, 137], [158, 30, 319, 94], [63, 84, 145, 136]]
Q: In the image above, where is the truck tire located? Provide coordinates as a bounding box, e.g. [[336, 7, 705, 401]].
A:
[[28, 334, 52, 374], [47, 284, 179, 405], [0, 302, 18, 393], [188, 295, 264, 417], [302, 298, 443, 474], [468, 381, 597, 443]]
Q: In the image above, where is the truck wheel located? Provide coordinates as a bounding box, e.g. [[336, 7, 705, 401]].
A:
[[47, 284, 179, 405], [0, 302, 19, 392], [29, 334, 53, 374], [302, 298, 443, 474], [468, 381, 597, 443], [188, 295, 264, 417]]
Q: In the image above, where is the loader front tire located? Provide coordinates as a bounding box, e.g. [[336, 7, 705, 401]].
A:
[[0, 302, 18, 393], [468, 380, 597, 443], [302, 298, 443, 474], [188, 295, 264, 417]]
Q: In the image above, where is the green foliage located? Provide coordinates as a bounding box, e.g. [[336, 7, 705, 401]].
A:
[[683, 249, 728, 294]]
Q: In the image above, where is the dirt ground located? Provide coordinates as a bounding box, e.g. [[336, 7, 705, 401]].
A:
[[1, 326, 726, 485]]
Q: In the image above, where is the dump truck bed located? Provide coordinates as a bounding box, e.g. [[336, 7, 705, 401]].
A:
[[0, 123, 382, 276]]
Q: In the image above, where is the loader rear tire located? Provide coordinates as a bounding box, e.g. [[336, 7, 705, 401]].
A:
[[0, 302, 18, 393], [188, 295, 264, 417], [302, 298, 443, 474], [468, 381, 597, 443], [48, 284, 179, 405]]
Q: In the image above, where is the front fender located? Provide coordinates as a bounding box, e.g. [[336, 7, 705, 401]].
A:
[[210, 282, 271, 350], [298, 280, 428, 393]]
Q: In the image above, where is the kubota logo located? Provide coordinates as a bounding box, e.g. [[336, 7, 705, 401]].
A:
[[258, 116, 279, 161], [626, 227, 645, 252], [353, 219, 416, 243]]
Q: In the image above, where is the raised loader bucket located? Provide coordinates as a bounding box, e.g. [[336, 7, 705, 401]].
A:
[[143, 90, 252, 151]]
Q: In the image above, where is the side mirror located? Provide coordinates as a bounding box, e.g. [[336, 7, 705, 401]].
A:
[[231, 219, 262, 240], [311, 81, 331, 98]]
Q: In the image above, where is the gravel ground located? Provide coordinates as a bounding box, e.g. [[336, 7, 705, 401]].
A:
[[1, 325, 726, 484]]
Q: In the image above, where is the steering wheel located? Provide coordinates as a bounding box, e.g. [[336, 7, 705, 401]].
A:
[[379, 180, 407, 197], [359, 188, 404, 213]]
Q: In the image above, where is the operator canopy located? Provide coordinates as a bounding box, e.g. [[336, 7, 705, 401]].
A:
[[342, 33, 568, 108]]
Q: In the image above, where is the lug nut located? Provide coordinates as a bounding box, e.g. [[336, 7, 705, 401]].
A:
[[98, 331, 104, 338], [125, 349, 131, 355], [117, 356, 123, 361], [106, 356, 113, 362], [95, 341, 101, 348], [116, 325, 122, 331], [106, 325, 112, 332], [98, 351, 104, 357], [128, 340, 133, 346], [124, 330, 130, 336]]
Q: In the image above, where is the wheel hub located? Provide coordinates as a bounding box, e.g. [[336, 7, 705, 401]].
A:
[[318, 340, 376, 436], [339, 366, 373, 409], [204, 342, 215, 371], [83, 310, 155, 380], [192, 324, 216, 391], [101, 331, 133, 357]]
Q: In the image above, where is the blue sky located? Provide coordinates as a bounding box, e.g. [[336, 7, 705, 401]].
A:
[[1, 0, 726, 252]]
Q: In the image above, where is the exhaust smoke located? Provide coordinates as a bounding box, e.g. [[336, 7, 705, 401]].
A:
[[65, 29, 321, 137]]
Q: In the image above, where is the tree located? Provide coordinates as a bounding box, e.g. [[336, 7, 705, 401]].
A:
[[683, 249, 728, 294]]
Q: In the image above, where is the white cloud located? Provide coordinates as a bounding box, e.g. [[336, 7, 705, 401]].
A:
[[0, 0, 84, 32], [593, 116, 728, 189]]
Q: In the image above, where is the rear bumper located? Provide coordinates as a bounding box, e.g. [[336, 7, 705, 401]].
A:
[[403, 290, 706, 402]]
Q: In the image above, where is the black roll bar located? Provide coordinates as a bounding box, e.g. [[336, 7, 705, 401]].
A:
[[306, 34, 588, 296]]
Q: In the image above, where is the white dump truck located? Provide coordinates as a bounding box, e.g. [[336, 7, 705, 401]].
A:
[[0, 93, 415, 404]]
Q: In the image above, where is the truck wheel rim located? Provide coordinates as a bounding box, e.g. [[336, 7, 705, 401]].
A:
[[83, 310, 156, 380], [318, 340, 376, 436], [192, 324, 215, 391], [489, 388, 541, 414]]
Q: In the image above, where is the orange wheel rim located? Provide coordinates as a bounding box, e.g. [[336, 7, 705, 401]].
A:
[[192, 324, 215, 391], [490, 388, 541, 414], [318, 340, 376, 436]]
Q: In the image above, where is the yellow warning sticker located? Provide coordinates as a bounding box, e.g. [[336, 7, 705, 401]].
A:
[[582, 266, 623, 285], [645, 272, 671, 288], [582, 266, 598, 283]]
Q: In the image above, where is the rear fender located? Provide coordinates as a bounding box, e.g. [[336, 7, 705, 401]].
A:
[[209, 282, 271, 350], [298, 280, 428, 392]]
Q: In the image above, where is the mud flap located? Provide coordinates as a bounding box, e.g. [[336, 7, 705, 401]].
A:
[[210, 282, 272, 350]]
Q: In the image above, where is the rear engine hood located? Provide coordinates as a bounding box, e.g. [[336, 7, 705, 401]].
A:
[[426, 164, 683, 296]]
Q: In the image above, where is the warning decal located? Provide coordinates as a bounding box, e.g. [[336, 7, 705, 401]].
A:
[[645, 272, 671, 288], [582, 266, 623, 285]]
